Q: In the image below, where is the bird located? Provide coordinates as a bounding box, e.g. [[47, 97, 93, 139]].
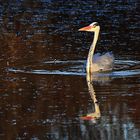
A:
[[79, 22, 114, 74]]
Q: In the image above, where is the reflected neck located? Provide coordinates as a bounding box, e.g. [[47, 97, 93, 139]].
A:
[[86, 27, 100, 74]]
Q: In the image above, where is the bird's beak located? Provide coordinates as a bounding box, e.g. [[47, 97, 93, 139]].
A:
[[78, 25, 92, 31]]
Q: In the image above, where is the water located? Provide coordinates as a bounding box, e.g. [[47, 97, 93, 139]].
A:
[[0, 0, 140, 140]]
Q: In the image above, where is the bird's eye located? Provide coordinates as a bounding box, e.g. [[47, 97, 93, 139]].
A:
[[90, 23, 97, 27], [94, 22, 99, 26], [90, 22, 99, 27]]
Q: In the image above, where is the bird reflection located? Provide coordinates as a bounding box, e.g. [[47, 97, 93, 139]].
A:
[[81, 73, 101, 122]]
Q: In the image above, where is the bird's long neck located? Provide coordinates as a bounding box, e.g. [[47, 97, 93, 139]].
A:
[[86, 27, 100, 74]]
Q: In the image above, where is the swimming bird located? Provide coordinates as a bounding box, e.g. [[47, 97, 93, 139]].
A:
[[79, 22, 114, 74]]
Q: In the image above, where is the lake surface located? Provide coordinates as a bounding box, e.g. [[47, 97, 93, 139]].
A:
[[0, 0, 140, 140]]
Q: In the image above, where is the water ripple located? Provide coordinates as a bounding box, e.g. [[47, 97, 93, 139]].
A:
[[8, 59, 140, 79]]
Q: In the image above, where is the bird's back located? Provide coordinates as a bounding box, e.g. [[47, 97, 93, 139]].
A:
[[92, 52, 114, 72]]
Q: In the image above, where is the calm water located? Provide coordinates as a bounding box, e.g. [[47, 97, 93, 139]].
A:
[[0, 0, 140, 140]]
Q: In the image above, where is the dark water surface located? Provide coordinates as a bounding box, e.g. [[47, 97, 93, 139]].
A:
[[0, 0, 140, 140]]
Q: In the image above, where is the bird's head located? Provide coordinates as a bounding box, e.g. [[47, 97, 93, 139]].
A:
[[78, 22, 100, 32]]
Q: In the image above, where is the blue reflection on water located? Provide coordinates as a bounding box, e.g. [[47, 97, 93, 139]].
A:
[[8, 59, 140, 79]]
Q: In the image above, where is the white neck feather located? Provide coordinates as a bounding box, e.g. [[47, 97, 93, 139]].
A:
[[86, 26, 100, 74]]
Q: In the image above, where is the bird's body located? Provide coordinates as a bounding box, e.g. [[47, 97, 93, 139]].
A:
[[79, 22, 114, 73], [91, 52, 114, 72]]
